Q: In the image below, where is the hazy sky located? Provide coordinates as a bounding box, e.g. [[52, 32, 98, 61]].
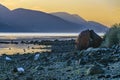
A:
[[0, 0, 120, 27]]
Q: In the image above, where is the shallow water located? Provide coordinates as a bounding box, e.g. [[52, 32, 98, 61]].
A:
[[0, 33, 104, 55], [0, 43, 51, 55]]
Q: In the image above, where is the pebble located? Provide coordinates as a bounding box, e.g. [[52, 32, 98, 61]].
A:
[[34, 54, 40, 60], [13, 67, 25, 74], [17, 67, 25, 73], [87, 65, 104, 75], [5, 56, 12, 61]]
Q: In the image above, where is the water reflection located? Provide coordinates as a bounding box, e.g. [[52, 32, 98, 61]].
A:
[[0, 33, 104, 55], [0, 44, 51, 55]]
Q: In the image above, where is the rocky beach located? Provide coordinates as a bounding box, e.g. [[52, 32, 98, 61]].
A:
[[0, 39, 120, 80], [0, 25, 120, 80], [0, 1, 120, 80]]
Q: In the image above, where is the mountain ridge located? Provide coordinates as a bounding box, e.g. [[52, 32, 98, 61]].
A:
[[51, 12, 87, 24], [0, 4, 108, 33], [51, 12, 108, 32]]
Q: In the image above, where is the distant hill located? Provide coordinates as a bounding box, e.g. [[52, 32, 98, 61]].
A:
[[51, 12, 87, 24], [51, 12, 108, 32], [87, 21, 108, 32], [0, 4, 10, 16], [0, 4, 108, 33]]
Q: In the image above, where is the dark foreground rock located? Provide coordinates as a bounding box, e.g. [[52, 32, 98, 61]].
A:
[[0, 44, 120, 80], [87, 65, 104, 75], [76, 30, 102, 50]]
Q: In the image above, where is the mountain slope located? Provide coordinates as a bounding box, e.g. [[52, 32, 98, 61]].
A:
[[0, 4, 10, 16], [87, 21, 108, 32], [0, 4, 108, 32], [9, 8, 84, 32], [51, 12, 87, 24], [0, 4, 85, 32], [0, 19, 16, 32], [51, 12, 108, 32]]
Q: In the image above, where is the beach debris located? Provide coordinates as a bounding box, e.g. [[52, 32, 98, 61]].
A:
[[13, 67, 25, 74], [13, 67, 18, 73], [34, 54, 40, 60], [27, 46, 30, 50], [5, 56, 12, 61], [26, 77, 33, 80], [5, 78, 11, 80], [87, 65, 104, 75], [76, 30, 102, 50], [17, 67, 25, 72], [9, 48, 12, 50], [23, 49, 26, 52]]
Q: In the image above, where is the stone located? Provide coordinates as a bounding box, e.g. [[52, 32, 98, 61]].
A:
[[26, 77, 33, 80], [5, 56, 12, 61], [90, 30, 103, 48], [76, 30, 103, 50], [87, 65, 104, 75], [34, 54, 40, 60], [112, 75, 120, 78], [76, 30, 91, 50], [13, 68, 18, 73], [98, 75, 106, 78], [5, 78, 11, 80], [105, 75, 111, 78], [17, 67, 25, 73], [13, 67, 25, 75], [79, 58, 87, 65]]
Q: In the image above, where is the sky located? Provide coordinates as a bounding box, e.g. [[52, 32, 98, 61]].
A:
[[0, 0, 120, 27]]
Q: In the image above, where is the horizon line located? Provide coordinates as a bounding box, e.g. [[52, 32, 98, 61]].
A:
[[0, 33, 105, 37]]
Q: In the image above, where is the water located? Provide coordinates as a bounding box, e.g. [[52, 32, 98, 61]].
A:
[[0, 33, 104, 55], [0, 33, 104, 39], [0, 44, 51, 55]]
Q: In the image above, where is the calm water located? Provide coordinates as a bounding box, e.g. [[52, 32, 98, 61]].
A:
[[0, 44, 51, 55], [0, 33, 104, 55]]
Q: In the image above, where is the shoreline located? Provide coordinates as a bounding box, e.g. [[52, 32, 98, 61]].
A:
[[0, 39, 120, 80]]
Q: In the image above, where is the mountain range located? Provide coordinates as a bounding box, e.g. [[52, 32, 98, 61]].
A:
[[0, 4, 108, 33]]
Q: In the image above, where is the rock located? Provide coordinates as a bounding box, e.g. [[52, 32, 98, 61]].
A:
[[105, 75, 111, 78], [76, 30, 102, 50], [26, 77, 33, 80], [86, 47, 94, 52], [34, 54, 40, 60], [112, 75, 120, 78], [98, 75, 106, 78], [13, 67, 25, 75], [79, 58, 87, 65], [17, 67, 25, 73], [87, 65, 104, 75], [99, 57, 111, 66], [76, 30, 91, 50], [5, 78, 11, 80], [13, 67, 18, 73], [0, 39, 120, 79], [90, 30, 103, 48], [5, 56, 12, 61]]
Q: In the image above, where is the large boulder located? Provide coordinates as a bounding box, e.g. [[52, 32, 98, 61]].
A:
[[90, 30, 103, 48], [76, 30, 102, 50], [76, 30, 91, 50]]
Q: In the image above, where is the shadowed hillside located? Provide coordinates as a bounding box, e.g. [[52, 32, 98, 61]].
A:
[[0, 4, 108, 32]]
